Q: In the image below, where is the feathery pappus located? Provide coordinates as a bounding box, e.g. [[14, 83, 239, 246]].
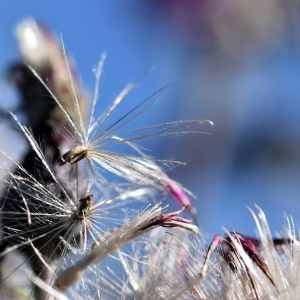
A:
[[48, 205, 199, 294], [0, 17, 216, 300], [23, 206, 198, 300], [0, 118, 157, 299], [27, 49, 213, 219], [69, 208, 300, 300]]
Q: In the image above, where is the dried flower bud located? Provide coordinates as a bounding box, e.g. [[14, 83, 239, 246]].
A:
[[140, 211, 199, 234]]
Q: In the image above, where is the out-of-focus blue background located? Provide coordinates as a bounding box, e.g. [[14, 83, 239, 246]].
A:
[[1, 0, 300, 237]]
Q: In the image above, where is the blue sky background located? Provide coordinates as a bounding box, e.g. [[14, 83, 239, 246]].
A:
[[1, 0, 300, 238]]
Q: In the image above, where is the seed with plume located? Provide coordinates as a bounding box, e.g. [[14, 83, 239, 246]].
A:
[[55, 205, 198, 292]]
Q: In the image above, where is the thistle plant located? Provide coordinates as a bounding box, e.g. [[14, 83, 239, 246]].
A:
[[0, 18, 205, 300], [0, 18, 298, 300]]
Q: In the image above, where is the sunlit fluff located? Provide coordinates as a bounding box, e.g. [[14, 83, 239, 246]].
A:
[[75, 208, 300, 300], [53, 205, 198, 292], [0, 116, 155, 267], [28, 54, 213, 216]]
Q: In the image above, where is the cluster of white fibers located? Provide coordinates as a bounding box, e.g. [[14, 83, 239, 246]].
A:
[[70, 209, 300, 300]]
